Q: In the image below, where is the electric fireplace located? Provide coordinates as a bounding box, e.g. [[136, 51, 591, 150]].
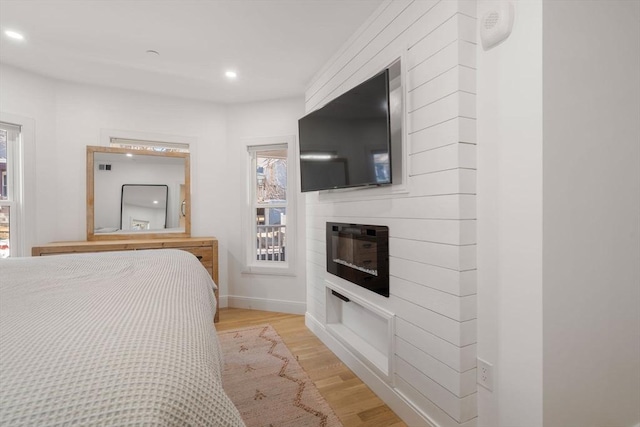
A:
[[326, 222, 389, 297]]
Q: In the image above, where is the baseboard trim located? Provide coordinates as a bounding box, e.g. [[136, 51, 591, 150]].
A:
[[227, 295, 306, 315], [305, 312, 440, 427], [219, 295, 228, 308]]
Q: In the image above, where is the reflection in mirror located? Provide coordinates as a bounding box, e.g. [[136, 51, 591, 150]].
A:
[[87, 146, 190, 240], [121, 184, 168, 231]]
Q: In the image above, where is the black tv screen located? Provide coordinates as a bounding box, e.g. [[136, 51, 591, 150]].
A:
[[298, 69, 391, 192]]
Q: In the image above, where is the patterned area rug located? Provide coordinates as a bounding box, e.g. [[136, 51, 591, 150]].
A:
[[219, 324, 343, 427]]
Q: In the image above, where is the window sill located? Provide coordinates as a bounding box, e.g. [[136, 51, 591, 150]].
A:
[[241, 264, 297, 277]]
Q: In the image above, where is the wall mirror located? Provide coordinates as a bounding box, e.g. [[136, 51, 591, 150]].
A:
[[121, 184, 168, 231], [87, 145, 190, 240]]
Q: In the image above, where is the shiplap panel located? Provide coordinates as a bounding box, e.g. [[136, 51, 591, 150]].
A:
[[408, 66, 476, 113], [408, 168, 476, 196], [391, 275, 476, 321], [306, 249, 324, 269], [407, 40, 476, 94], [306, 2, 479, 113], [407, 13, 477, 69], [390, 217, 475, 245], [308, 281, 326, 303], [410, 117, 477, 154], [305, 225, 325, 242], [308, 215, 475, 246], [306, 295, 325, 323], [458, 11, 477, 41], [458, 40, 477, 69], [389, 296, 476, 346], [307, 194, 476, 220], [305, 214, 334, 229], [396, 337, 476, 398], [459, 66, 477, 94], [395, 376, 478, 427], [391, 257, 476, 296], [390, 236, 476, 271], [407, 15, 458, 70], [399, 1, 471, 57], [458, 0, 477, 18], [410, 143, 477, 176], [306, 238, 325, 255], [306, 1, 478, 112], [306, 229, 323, 244], [408, 41, 460, 91], [306, 246, 324, 263], [306, 260, 326, 278], [409, 91, 476, 134], [396, 358, 477, 423], [307, 282, 324, 301], [396, 318, 477, 372], [304, 0, 477, 423]]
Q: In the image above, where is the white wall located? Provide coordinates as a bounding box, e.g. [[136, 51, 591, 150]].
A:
[[0, 64, 305, 311], [303, 1, 478, 425], [0, 65, 58, 251], [477, 1, 640, 426], [52, 79, 229, 241], [225, 98, 307, 313], [542, 1, 640, 426], [476, 1, 543, 425]]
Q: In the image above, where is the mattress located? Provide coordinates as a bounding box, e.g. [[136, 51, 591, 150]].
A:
[[0, 249, 245, 427]]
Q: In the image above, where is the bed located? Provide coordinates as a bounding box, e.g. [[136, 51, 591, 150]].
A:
[[0, 249, 245, 426]]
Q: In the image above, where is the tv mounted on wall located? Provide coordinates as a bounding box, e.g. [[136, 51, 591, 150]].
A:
[[298, 69, 392, 192]]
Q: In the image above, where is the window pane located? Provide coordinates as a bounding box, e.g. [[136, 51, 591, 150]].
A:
[[255, 207, 286, 262], [256, 149, 287, 203], [110, 138, 189, 153], [0, 129, 7, 201], [0, 206, 9, 258]]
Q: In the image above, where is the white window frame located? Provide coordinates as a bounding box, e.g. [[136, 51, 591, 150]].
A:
[[0, 114, 34, 257], [243, 136, 297, 276]]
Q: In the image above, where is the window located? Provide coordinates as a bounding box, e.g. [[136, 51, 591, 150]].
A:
[[246, 139, 296, 274], [0, 122, 22, 258], [110, 138, 189, 153]]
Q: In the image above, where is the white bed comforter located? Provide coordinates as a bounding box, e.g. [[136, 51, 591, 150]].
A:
[[0, 249, 245, 427]]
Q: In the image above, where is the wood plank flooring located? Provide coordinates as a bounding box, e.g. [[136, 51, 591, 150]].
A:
[[216, 308, 407, 427]]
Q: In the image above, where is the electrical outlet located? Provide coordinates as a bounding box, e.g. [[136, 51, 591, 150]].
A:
[[477, 358, 493, 391]]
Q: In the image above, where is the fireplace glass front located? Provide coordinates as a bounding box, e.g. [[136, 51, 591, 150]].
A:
[[326, 222, 389, 297]]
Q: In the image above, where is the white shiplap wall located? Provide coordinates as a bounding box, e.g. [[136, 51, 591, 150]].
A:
[[303, 1, 477, 426]]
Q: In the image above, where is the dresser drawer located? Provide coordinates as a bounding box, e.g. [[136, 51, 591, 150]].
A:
[[179, 246, 213, 268]]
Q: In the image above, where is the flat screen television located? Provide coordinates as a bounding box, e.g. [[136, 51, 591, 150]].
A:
[[298, 69, 391, 192]]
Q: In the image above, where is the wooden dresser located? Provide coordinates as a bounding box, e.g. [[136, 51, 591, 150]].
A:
[[31, 237, 220, 323]]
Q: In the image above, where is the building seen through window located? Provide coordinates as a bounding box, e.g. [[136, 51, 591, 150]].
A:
[[251, 146, 288, 263]]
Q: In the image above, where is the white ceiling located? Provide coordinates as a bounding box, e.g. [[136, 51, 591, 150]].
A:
[[0, 0, 384, 104]]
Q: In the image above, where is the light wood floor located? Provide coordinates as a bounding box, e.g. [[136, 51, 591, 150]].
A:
[[216, 308, 407, 427]]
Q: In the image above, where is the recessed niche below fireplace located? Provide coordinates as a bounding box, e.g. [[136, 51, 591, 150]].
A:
[[325, 280, 395, 384]]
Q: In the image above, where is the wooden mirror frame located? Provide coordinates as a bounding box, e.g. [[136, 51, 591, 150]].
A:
[[87, 145, 191, 241]]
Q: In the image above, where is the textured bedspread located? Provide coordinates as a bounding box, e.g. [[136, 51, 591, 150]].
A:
[[0, 249, 245, 427]]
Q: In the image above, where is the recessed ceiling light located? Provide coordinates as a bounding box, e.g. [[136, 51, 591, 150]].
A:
[[153, 200, 159, 204], [126, 153, 133, 157], [225, 70, 237, 80], [5, 30, 24, 40]]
